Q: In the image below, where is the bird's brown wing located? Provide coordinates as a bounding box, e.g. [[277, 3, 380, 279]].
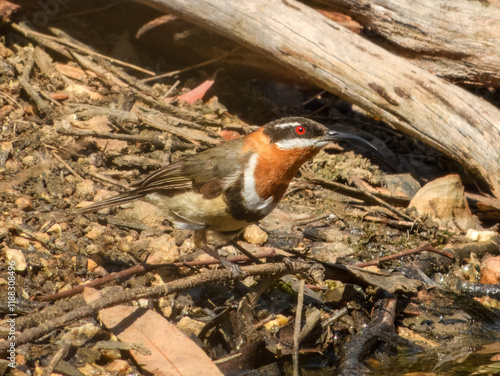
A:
[[76, 162, 192, 214], [130, 162, 193, 193], [77, 137, 247, 214]]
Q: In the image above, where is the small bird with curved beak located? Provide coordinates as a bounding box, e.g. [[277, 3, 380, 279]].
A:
[[77, 117, 374, 276]]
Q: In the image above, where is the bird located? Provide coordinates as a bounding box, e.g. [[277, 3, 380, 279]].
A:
[[77, 117, 374, 276]]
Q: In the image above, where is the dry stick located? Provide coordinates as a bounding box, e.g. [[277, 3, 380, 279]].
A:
[[362, 214, 457, 234], [96, 56, 153, 93], [50, 151, 85, 181], [350, 176, 416, 222], [18, 49, 51, 115], [12, 224, 66, 254], [11, 23, 155, 76], [71, 51, 129, 88], [293, 213, 332, 227], [18, 76, 51, 114], [293, 279, 305, 376], [135, 91, 223, 128], [0, 261, 313, 352], [11, 23, 72, 59], [0, 91, 22, 109], [142, 47, 242, 83], [300, 166, 410, 207], [48, 26, 154, 94], [33, 250, 277, 302], [42, 342, 71, 376], [64, 103, 139, 122], [86, 172, 128, 189], [160, 80, 181, 100], [355, 242, 454, 268], [56, 128, 166, 149]]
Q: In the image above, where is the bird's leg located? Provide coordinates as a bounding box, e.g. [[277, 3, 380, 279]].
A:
[[194, 229, 247, 278], [200, 245, 247, 278], [229, 240, 263, 264]]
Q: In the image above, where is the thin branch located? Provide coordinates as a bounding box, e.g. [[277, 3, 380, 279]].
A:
[[33, 250, 277, 302], [11, 23, 155, 76], [355, 242, 454, 268], [0, 261, 313, 352], [293, 279, 305, 376]]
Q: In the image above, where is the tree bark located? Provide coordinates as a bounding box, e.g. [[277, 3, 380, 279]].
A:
[[134, 0, 500, 197], [314, 0, 500, 86]]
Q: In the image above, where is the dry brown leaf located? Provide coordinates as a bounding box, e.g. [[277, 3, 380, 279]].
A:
[[172, 71, 219, 104], [409, 174, 479, 231], [99, 305, 223, 376]]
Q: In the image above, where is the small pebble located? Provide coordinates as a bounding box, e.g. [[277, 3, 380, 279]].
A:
[[480, 256, 500, 284], [75, 179, 96, 199], [47, 223, 62, 235], [5, 248, 27, 271], [13, 236, 30, 249], [242, 224, 268, 245], [15, 197, 32, 211]]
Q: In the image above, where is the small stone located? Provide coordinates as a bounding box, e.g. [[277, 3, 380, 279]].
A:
[[4, 159, 21, 173], [147, 234, 179, 263], [34, 232, 50, 243], [85, 224, 106, 240], [0, 141, 13, 167], [13, 236, 30, 249], [5, 248, 27, 271], [47, 223, 62, 235], [75, 179, 96, 200], [105, 359, 132, 374], [242, 224, 268, 245], [15, 197, 32, 211], [480, 256, 500, 284], [87, 254, 104, 272], [177, 316, 205, 337], [21, 155, 35, 167], [466, 229, 497, 242], [126, 200, 165, 227], [117, 237, 130, 252]]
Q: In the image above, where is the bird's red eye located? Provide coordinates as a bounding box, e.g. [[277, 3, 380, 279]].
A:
[[295, 126, 306, 135]]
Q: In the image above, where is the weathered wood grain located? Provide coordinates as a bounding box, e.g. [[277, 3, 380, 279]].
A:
[[315, 0, 500, 85], [134, 0, 500, 197]]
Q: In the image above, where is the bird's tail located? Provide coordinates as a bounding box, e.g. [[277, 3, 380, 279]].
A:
[[75, 191, 146, 214]]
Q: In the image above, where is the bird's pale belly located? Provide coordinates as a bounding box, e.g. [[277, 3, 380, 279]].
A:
[[145, 191, 249, 232]]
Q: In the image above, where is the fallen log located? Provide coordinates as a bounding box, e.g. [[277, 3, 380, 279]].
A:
[[134, 0, 500, 197], [315, 0, 500, 86]]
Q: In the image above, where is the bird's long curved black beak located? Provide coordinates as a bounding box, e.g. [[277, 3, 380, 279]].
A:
[[326, 130, 378, 151]]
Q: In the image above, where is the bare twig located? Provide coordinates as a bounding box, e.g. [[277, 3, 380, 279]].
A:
[[142, 47, 242, 82], [355, 242, 454, 268], [300, 165, 410, 207], [50, 151, 85, 181], [293, 279, 305, 376], [11, 23, 155, 76], [56, 128, 167, 149], [17, 49, 51, 115], [33, 250, 277, 302], [0, 261, 314, 352], [351, 176, 416, 222]]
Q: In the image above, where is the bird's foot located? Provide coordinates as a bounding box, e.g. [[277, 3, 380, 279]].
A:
[[219, 257, 248, 279], [201, 245, 247, 279]]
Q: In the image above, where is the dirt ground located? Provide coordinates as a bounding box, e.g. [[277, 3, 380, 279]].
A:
[[1, 1, 500, 375]]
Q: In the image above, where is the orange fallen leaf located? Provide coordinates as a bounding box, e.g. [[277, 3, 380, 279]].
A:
[[172, 71, 219, 104]]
